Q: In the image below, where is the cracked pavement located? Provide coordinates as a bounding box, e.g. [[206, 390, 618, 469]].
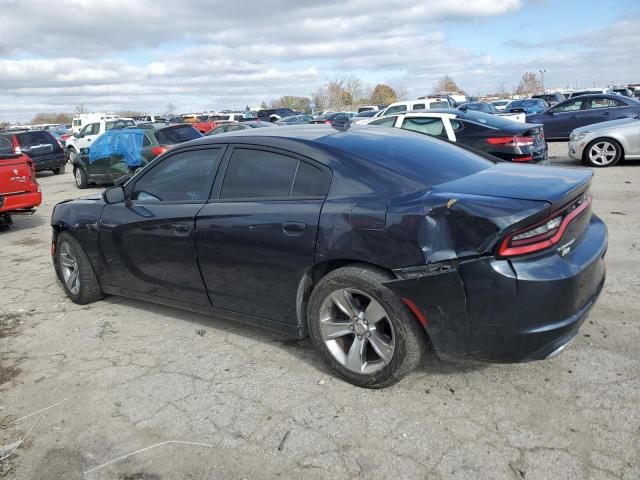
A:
[[1, 143, 639, 479]]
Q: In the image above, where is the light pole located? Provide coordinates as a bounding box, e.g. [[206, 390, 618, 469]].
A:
[[539, 69, 547, 93]]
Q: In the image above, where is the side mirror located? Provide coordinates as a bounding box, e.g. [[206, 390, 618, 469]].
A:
[[103, 186, 126, 204]]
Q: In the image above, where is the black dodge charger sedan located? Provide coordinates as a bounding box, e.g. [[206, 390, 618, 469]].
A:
[[50, 124, 607, 388]]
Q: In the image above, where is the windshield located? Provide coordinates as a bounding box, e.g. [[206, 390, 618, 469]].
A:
[[106, 120, 135, 130], [155, 125, 202, 144]]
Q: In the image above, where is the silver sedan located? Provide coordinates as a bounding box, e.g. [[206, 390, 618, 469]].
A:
[[568, 117, 640, 167]]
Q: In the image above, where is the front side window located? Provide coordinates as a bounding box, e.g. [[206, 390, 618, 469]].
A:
[[552, 99, 583, 113], [220, 149, 329, 200], [369, 116, 397, 127], [131, 149, 221, 202], [401, 117, 447, 138]]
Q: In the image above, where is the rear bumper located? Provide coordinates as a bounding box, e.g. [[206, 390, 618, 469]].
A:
[[33, 153, 67, 171], [0, 191, 42, 214], [385, 214, 607, 362]]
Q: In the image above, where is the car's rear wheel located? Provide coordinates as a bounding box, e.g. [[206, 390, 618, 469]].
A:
[[584, 138, 622, 167], [55, 232, 104, 304], [67, 148, 77, 162], [74, 167, 87, 189], [307, 265, 426, 388], [52, 165, 65, 175]]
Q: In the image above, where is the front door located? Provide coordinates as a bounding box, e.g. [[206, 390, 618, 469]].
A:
[[196, 146, 331, 324], [76, 122, 101, 150], [99, 147, 224, 306], [547, 98, 585, 138]]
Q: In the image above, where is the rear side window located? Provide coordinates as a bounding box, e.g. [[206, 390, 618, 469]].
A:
[[385, 105, 407, 115], [155, 125, 202, 144], [401, 117, 447, 137], [220, 149, 329, 199], [586, 98, 624, 109], [221, 149, 298, 199], [412, 104, 425, 110]]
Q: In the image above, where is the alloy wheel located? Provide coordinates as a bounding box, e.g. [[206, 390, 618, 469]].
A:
[[319, 288, 395, 374], [75, 168, 83, 186], [59, 241, 80, 295], [588, 141, 618, 166]]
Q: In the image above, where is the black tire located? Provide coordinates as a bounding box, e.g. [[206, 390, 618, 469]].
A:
[[307, 264, 427, 388], [52, 165, 65, 175], [74, 166, 88, 189], [67, 147, 77, 162], [55, 231, 104, 305], [583, 138, 622, 168]]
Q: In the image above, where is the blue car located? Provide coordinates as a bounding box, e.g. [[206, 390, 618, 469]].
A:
[[504, 98, 549, 114], [527, 94, 640, 141]]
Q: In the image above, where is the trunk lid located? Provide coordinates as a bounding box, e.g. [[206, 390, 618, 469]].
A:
[[0, 154, 37, 195], [432, 163, 592, 209]]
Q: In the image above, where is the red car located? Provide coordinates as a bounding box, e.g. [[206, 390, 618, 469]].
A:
[[0, 136, 42, 228]]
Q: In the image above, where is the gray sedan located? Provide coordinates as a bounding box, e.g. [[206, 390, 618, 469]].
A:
[[568, 117, 640, 167]]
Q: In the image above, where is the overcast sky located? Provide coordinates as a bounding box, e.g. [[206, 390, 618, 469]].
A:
[[1, 0, 639, 121]]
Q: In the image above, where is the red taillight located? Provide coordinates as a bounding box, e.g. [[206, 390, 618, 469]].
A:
[[512, 155, 533, 162], [487, 136, 534, 147], [151, 145, 167, 157], [324, 120, 331, 124], [498, 193, 592, 257], [11, 134, 21, 154]]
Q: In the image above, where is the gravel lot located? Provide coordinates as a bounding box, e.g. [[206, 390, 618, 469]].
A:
[[1, 142, 639, 479]]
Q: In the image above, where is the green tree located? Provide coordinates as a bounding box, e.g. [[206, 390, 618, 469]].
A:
[[434, 75, 465, 94], [274, 96, 311, 113], [260, 101, 268, 109], [370, 84, 398, 105]]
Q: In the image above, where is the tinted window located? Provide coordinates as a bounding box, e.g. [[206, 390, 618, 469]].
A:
[[553, 99, 583, 112], [385, 105, 407, 115], [221, 149, 298, 199], [16, 131, 57, 148], [429, 101, 451, 108], [462, 111, 523, 129], [586, 98, 624, 109], [155, 125, 202, 144], [450, 120, 489, 138], [318, 128, 492, 188], [369, 116, 397, 127], [292, 161, 329, 197], [131, 149, 221, 202], [412, 104, 425, 110], [0, 136, 12, 155], [143, 135, 152, 147], [401, 117, 447, 138]]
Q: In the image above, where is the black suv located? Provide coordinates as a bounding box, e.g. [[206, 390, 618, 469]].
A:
[[256, 108, 297, 122], [0, 130, 67, 174]]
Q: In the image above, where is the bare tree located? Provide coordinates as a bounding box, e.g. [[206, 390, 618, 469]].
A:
[[433, 75, 465, 94], [165, 103, 176, 117], [74, 104, 87, 114], [392, 84, 409, 101], [515, 72, 543, 96]]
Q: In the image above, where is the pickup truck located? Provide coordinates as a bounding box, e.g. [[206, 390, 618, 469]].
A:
[[65, 118, 135, 160], [0, 137, 42, 228]]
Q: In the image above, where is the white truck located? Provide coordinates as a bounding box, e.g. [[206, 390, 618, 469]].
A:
[[71, 113, 120, 135], [65, 118, 135, 160]]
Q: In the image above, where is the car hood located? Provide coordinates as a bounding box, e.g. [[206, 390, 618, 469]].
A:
[[573, 116, 640, 133], [432, 163, 592, 208]]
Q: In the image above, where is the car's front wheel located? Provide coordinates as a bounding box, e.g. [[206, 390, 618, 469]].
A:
[[55, 232, 105, 304], [74, 167, 88, 189], [67, 147, 77, 162], [307, 265, 427, 388], [584, 138, 622, 167], [52, 165, 65, 175]]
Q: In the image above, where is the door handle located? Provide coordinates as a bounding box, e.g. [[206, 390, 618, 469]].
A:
[[171, 223, 191, 235], [282, 222, 306, 236]]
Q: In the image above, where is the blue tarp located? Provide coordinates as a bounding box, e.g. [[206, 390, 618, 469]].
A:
[[88, 129, 145, 168]]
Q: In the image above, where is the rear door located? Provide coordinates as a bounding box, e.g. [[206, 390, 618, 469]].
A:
[[582, 96, 629, 124], [99, 147, 224, 306], [195, 145, 331, 324]]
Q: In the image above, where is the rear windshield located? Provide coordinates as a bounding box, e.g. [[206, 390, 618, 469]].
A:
[[208, 115, 229, 121], [155, 125, 202, 144], [534, 94, 561, 102], [319, 127, 492, 188], [0, 136, 13, 155], [16, 131, 57, 147]]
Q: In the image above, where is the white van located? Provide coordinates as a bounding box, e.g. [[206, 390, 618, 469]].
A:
[[373, 99, 452, 120], [71, 113, 119, 134]]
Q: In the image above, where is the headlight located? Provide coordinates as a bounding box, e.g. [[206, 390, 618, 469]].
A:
[[570, 131, 589, 141]]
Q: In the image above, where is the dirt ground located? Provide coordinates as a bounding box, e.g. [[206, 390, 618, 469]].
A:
[[1, 142, 638, 479]]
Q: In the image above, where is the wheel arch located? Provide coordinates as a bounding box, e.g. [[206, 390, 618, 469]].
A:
[[295, 259, 395, 335]]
